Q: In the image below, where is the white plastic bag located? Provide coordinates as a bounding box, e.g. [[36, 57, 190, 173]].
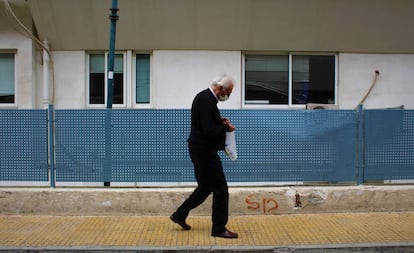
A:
[[224, 131, 238, 160]]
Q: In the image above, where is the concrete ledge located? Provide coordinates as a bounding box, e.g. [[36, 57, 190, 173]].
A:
[[1, 185, 413, 216]]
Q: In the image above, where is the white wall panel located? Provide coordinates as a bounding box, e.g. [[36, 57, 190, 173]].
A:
[[0, 5, 34, 109], [39, 51, 414, 110], [52, 51, 86, 109], [152, 50, 241, 109], [339, 54, 414, 109]]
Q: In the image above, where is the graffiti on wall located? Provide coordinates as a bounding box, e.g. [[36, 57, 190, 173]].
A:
[[245, 194, 279, 213]]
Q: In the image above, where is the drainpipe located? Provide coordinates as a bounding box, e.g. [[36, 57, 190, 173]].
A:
[[43, 39, 50, 108], [42, 39, 55, 187]]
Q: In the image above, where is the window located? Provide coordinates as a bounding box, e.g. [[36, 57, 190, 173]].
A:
[[245, 55, 289, 104], [136, 54, 150, 104], [0, 53, 15, 104], [245, 54, 336, 106], [88, 53, 125, 106], [89, 54, 105, 104]]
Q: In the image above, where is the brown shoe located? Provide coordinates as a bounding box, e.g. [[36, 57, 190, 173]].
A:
[[211, 229, 238, 239], [170, 215, 191, 230]]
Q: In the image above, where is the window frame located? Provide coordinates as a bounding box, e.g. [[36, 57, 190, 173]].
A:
[[87, 51, 127, 108], [242, 52, 338, 109], [0, 51, 16, 107]]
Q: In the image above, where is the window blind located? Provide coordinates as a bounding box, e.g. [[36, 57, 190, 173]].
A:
[[0, 54, 14, 96]]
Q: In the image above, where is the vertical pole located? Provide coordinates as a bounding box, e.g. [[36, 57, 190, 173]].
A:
[[357, 104, 365, 185], [48, 104, 55, 188], [107, 0, 119, 109], [104, 0, 119, 186]]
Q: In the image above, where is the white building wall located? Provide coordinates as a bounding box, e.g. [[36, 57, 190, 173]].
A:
[[0, 7, 34, 109], [15, 38, 34, 109], [52, 51, 86, 109], [339, 54, 414, 109], [2, 1, 412, 110], [5, 48, 414, 110], [150, 52, 414, 110], [152, 50, 242, 109]]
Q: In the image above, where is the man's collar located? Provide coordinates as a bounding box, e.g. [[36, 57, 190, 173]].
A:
[[209, 87, 219, 102]]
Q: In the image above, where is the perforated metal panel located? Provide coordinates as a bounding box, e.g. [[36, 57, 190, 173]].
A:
[[55, 110, 193, 182], [55, 110, 106, 182], [221, 110, 358, 182], [364, 110, 414, 181], [111, 109, 193, 182], [3, 109, 412, 185], [54, 109, 358, 183], [0, 110, 48, 181]]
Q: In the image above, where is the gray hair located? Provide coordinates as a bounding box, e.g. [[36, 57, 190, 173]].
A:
[[211, 73, 234, 89]]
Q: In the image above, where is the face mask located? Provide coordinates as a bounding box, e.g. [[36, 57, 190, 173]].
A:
[[218, 94, 229, 101], [218, 85, 231, 101]]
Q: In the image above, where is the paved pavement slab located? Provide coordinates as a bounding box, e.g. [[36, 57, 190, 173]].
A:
[[0, 212, 413, 252]]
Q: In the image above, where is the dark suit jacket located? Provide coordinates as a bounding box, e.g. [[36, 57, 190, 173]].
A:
[[187, 89, 229, 150]]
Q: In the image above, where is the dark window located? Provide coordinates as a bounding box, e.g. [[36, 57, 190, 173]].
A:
[[245, 55, 288, 104], [112, 54, 124, 104], [89, 54, 105, 104], [245, 54, 335, 105], [292, 55, 335, 104], [89, 53, 124, 105]]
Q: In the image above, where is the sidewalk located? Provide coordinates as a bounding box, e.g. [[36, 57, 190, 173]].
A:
[[1, 212, 413, 252]]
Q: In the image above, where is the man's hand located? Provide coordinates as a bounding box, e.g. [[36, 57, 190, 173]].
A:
[[227, 122, 235, 132], [222, 117, 235, 132]]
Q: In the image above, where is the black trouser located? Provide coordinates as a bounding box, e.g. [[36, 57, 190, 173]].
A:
[[174, 144, 229, 233]]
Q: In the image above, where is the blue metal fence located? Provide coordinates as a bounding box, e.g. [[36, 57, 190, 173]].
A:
[[364, 110, 414, 181], [55, 109, 193, 183], [55, 110, 107, 182], [222, 110, 358, 183], [1, 108, 413, 186], [0, 110, 48, 182]]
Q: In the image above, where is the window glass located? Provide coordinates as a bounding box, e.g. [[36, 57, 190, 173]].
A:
[[112, 54, 124, 104], [0, 53, 15, 103], [245, 55, 289, 104], [136, 54, 150, 103], [245, 54, 335, 106], [89, 54, 105, 104], [89, 53, 124, 105], [292, 55, 335, 104]]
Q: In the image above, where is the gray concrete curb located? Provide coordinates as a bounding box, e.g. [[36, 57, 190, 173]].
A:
[[1, 185, 414, 216]]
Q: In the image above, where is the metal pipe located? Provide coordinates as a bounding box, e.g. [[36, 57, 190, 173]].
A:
[[48, 104, 55, 188], [43, 40, 50, 107]]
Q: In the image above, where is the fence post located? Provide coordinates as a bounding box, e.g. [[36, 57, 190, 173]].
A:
[[48, 104, 56, 188], [104, 110, 112, 186], [357, 104, 365, 185]]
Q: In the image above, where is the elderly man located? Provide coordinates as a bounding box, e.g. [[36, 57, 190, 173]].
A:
[[170, 74, 238, 239]]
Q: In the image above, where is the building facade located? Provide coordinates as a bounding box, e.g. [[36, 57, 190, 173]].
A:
[[1, 0, 414, 110]]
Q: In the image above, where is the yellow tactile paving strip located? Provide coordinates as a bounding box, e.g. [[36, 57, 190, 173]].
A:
[[0, 212, 413, 249]]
